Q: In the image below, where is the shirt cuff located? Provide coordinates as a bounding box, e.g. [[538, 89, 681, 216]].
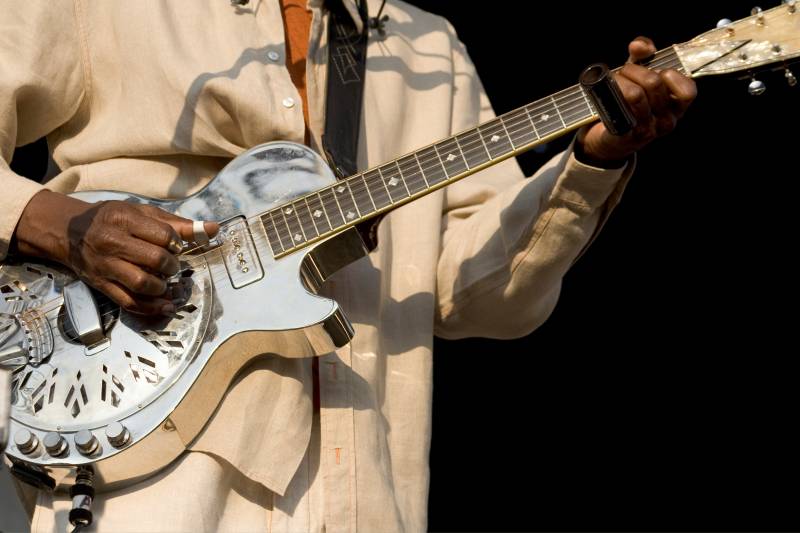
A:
[[550, 144, 634, 209], [0, 168, 45, 260]]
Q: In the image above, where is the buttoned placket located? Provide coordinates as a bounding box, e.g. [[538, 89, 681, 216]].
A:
[[269, 2, 361, 531]]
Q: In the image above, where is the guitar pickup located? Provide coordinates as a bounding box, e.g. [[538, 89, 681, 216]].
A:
[[218, 217, 264, 289]]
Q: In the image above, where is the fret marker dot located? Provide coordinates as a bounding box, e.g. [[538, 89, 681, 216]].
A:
[[284, 207, 293, 215], [541, 114, 550, 122], [388, 177, 399, 187], [346, 211, 356, 220], [490, 134, 501, 143], [293, 233, 303, 242], [313, 209, 323, 218], [336, 186, 346, 194], [446, 154, 457, 162]]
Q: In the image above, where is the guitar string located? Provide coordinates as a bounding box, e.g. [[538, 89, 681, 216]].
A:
[[263, 52, 683, 246], [27, 53, 683, 325], [264, 54, 683, 251]]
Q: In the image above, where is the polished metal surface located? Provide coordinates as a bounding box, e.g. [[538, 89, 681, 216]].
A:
[[0, 369, 9, 452], [74, 429, 99, 456], [63, 281, 107, 350], [105, 422, 130, 448], [14, 429, 37, 454], [2, 142, 362, 491], [43, 432, 68, 457], [748, 78, 767, 95]]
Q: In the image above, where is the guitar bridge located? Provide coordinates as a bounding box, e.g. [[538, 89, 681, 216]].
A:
[[218, 217, 264, 289]]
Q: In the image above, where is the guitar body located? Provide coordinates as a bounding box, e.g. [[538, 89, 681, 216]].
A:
[[1, 142, 364, 491], [2, 1, 798, 493]]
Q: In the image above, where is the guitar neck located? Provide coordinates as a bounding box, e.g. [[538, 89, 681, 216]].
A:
[[260, 47, 685, 258]]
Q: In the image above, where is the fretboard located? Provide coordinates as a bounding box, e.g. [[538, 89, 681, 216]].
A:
[[261, 48, 684, 258]]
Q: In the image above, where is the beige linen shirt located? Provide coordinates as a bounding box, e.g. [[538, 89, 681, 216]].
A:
[[1, 1, 633, 531]]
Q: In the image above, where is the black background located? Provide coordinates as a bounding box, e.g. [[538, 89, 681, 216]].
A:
[[415, 1, 797, 532], [8, 2, 797, 531]]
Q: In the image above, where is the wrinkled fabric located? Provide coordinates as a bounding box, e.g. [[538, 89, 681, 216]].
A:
[[1, 1, 633, 531]]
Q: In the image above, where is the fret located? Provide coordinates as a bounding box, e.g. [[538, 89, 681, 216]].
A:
[[298, 199, 320, 238], [281, 204, 307, 245], [523, 106, 541, 141], [559, 88, 593, 126], [397, 156, 426, 194], [504, 108, 538, 147], [363, 169, 392, 209], [550, 95, 568, 129], [348, 174, 376, 214], [527, 100, 562, 138], [579, 87, 596, 117], [271, 210, 293, 250], [333, 182, 360, 223], [435, 137, 468, 178], [306, 193, 332, 233], [479, 119, 513, 159], [456, 130, 491, 169], [379, 164, 410, 203], [417, 146, 447, 185], [413, 154, 430, 187], [498, 116, 515, 150], [275, 207, 300, 247], [320, 187, 345, 228], [263, 211, 286, 254]]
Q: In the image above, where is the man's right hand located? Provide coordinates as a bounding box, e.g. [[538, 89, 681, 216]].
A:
[[13, 190, 218, 315]]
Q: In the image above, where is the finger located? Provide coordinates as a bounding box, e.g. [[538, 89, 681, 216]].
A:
[[140, 205, 219, 244], [661, 69, 698, 118], [95, 279, 174, 315], [628, 36, 656, 63], [613, 72, 653, 125], [619, 63, 671, 115], [111, 237, 180, 277], [105, 258, 169, 297], [122, 208, 184, 252]]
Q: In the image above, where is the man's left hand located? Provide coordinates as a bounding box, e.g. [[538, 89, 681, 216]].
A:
[[576, 36, 698, 167]]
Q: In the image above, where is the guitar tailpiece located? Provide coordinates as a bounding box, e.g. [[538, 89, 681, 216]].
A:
[[69, 466, 95, 532]]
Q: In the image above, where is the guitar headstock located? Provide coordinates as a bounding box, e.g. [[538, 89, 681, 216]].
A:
[[675, 1, 799, 90]]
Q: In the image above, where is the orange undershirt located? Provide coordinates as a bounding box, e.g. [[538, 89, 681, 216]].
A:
[[279, 0, 319, 408], [279, 0, 312, 144]]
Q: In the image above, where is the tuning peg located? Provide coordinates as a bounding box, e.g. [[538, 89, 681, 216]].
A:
[[751, 6, 765, 24], [716, 18, 732, 28], [784, 0, 797, 14], [748, 78, 767, 95], [786, 68, 798, 87]]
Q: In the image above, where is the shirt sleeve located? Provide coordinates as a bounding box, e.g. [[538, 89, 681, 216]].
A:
[[0, 1, 86, 259], [434, 25, 634, 340]]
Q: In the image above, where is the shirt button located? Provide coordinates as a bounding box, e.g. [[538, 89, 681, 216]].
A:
[[282, 97, 295, 108], [267, 51, 280, 62]]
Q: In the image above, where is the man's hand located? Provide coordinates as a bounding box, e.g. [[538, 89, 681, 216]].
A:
[[14, 190, 219, 315], [576, 36, 698, 167]]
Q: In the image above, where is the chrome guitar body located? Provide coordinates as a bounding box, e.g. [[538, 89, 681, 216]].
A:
[[1, 142, 364, 491]]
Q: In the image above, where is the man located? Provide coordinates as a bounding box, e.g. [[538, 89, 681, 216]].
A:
[[1, 0, 696, 530]]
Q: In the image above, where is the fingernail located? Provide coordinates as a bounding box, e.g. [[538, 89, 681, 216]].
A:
[[168, 239, 183, 254]]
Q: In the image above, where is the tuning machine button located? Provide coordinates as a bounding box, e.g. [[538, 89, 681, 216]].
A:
[[751, 6, 765, 25], [748, 78, 766, 95], [785, 0, 797, 14]]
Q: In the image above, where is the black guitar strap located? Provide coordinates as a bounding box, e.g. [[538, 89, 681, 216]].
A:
[[322, 0, 382, 249]]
